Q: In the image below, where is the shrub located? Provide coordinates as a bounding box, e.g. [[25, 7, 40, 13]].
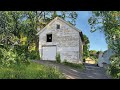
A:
[[0, 46, 30, 67], [107, 55, 120, 79], [0, 48, 17, 67], [14, 45, 28, 55], [14, 45, 40, 60], [13, 45, 30, 65], [56, 53, 61, 63], [29, 50, 40, 60]]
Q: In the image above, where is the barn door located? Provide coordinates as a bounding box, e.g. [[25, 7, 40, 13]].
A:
[[42, 46, 56, 61]]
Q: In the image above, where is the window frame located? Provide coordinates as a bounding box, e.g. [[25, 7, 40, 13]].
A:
[[56, 24, 60, 29]]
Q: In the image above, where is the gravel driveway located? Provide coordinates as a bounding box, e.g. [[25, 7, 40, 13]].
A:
[[33, 60, 112, 79]]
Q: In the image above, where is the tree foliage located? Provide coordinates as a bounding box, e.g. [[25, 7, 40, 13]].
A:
[[88, 11, 120, 53], [37, 11, 78, 30], [0, 11, 38, 66], [88, 11, 120, 78], [89, 50, 97, 55], [83, 35, 90, 59]]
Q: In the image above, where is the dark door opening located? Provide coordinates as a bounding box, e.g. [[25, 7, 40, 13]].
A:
[[46, 34, 52, 42]]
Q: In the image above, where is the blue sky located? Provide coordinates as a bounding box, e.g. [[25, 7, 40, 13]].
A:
[[75, 11, 108, 51]]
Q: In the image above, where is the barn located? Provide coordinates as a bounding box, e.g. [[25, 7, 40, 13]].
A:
[[37, 17, 84, 63]]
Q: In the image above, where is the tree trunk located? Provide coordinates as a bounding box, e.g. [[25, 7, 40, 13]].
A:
[[35, 37, 39, 51]]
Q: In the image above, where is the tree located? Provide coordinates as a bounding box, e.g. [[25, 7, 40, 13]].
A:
[[88, 11, 120, 54], [88, 11, 120, 78], [0, 11, 22, 48], [89, 50, 97, 56], [37, 11, 78, 30], [83, 35, 90, 59]]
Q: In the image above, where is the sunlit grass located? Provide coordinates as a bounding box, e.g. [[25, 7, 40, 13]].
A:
[[0, 62, 65, 79]]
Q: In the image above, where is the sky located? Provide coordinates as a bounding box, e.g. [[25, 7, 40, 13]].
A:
[[75, 11, 108, 51]]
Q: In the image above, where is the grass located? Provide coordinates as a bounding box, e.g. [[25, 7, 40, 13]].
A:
[[63, 61, 85, 70], [0, 62, 65, 79]]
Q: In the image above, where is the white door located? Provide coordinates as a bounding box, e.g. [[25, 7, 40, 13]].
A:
[[42, 46, 56, 61]]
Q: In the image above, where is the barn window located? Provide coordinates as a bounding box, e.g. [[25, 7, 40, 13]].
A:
[[56, 24, 60, 29], [46, 34, 52, 42]]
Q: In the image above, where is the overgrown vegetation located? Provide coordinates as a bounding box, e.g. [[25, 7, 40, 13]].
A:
[[56, 53, 61, 63], [0, 62, 64, 79], [63, 60, 84, 70], [0, 11, 78, 79], [29, 50, 40, 60], [0, 47, 30, 67], [0, 46, 64, 79]]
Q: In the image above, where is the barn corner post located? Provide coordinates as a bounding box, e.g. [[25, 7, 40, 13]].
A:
[[39, 36, 42, 60]]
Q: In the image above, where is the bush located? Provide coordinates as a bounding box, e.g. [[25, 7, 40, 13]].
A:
[[16, 53, 30, 65], [14, 45, 40, 60], [107, 55, 120, 79], [56, 53, 61, 63], [0, 46, 30, 67], [29, 50, 40, 60], [13, 45, 31, 65], [0, 48, 17, 67], [14, 45, 28, 55]]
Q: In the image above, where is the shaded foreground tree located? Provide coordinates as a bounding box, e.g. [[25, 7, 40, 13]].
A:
[[88, 11, 120, 78]]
